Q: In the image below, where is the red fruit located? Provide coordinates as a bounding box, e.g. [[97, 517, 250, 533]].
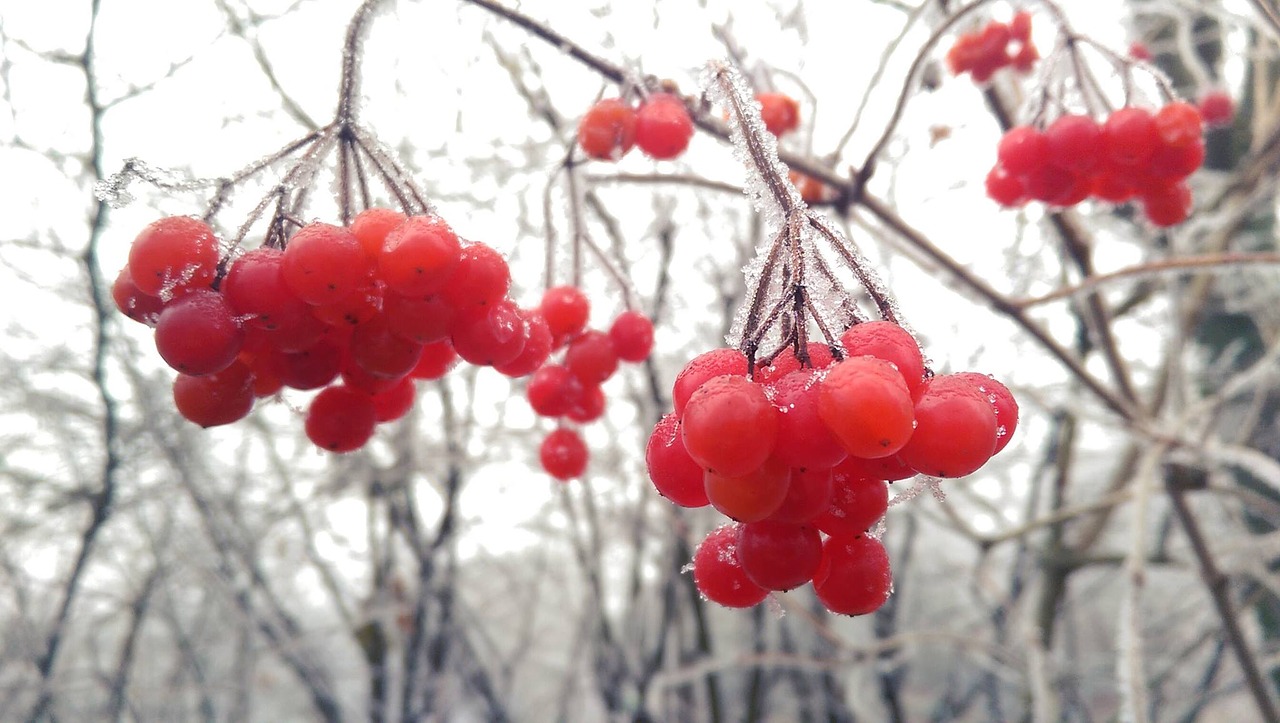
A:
[[634, 93, 694, 160], [1009, 10, 1032, 42], [310, 277, 383, 328], [704, 456, 791, 523], [577, 98, 637, 161], [450, 299, 527, 367], [1091, 171, 1137, 204], [813, 464, 890, 539], [692, 525, 769, 609], [985, 165, 1026, 207], [371, 376, 416, 422], [384, 292, 454, 344], [111, 267, 165, 326], [838, 321, 925, 395], [1141, 182, 1193, 227], [817, 357, 915, 459], [1154, 102, 1204, 149], [527, 364, 584, 417], [1010, 41, 1038, 73], [438, 242, 511, 310], [340, 359, 404, 395], [127, 216, 220, 298], [1129, 41, 1152, 61], [737, 522, 822, 591], [379, 215, 461, 297], [682, 375, 778, 477], [671, 348, 749, 415], [1198, 90, 1235, 128], [1148, 138, 1205, 179], [566, 384, 606, 423], [223, 248, 309, 332], [277, 339, 344, 390], [282, 222, 369, 306], [305, 385, 377, 453], [1023, 163, 1078, 205], [813, 535, 892, 616], [1102, 107, 1159, 168], [348, 207, 407, 264], [172, 360, 255, 427], [564, 330, 619, 385], [409, 340, 459, 380], [265, 311, 328, 353], [1045, 114, 1103, 174], [154, 290, 244, 376], [540, 428, 589, 481], [767, 466, 834, 525], [756, 92, 801, 137], [997, 126, 1049, 176], [756, 342, 837, 384], [350, 317, 424, 379], [899, 374, 998, 478], [952, 372, 1019, 454], [769, 369, 848, 470], [494, 311, 553, 378], [540, 285, 591, 342], [646, 413, 710, 508], [840, 453, 916, 482], [608, 310, 654, 362]]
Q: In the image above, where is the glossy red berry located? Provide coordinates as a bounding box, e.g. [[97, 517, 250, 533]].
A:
[[671, 348, 749, 415], [1045, 114, 1103, 174], [692, 524, 769, 609], [635, 93, 694, 160], [985, 165, 1026, 207], [305, 385, 377, 453], [450, 299, 527, 367], [371, 376, 416, 422], [1198, 90, 1235, 128], [223, 247, 309, 331], [608, 310, 654, 362], [1141, 181, 1193, 227], [154, 290, 244, 376], [379, 215, 461, 297], [952, 372, 1019, 454], [646, 413, 711, 508], [997, 126, 1049, 176], [527, 364, 584, 417], [282, 222, 369, 306], [766, 466, 834, 525], [276, 339, 344, 390], [818, 356, 915, 459], [1154, 102, 1204, 149], [769, 369, 848, 470], [577, 98, 637, 161], [111, 266, 165, 326], [348, 207, 406, 264], [1102, 107, 1159, 168], [564, 330, 618, 385], [540, 428, 589, 480], [813, 535, 892, 616], [128, 216, 220, 298], [172, 360, 255, 427], [704, 456, 790, 523], [681, 375, 778, 477], [350, 317, 424, 379], [438, 242, 511, 310], [737, 521, 822, 591], [813, 463, 890, 539], [540, 285, 591, 342], [409, 340, 459, 380], [899, 374, 998, 478], [838, 321, 925, 395], [493, 311, 553, 378]]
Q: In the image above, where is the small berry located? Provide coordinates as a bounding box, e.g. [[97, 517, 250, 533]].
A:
[[635, 93, 694, 160], [578, 98, 637, 161]]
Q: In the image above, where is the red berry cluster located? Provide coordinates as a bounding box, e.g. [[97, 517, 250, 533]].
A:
[[946, 11, 1038, 83], [577, 92, 694, 162], [112, 209, 593, 453], [646, 321, 1018, 613], [986, 102, 1206, 226], [525, 285, 654, 481]]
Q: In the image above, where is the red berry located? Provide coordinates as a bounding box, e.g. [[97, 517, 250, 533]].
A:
[[737, 521, 822, 591], [756, 92, 800, 137], [565, 384, 606, 423], [379, 215, 461, 297], [813, 463, 890, 539], [450, 299, 527, 367], [646, 413, 710, 508], [838, 321, 925, 395], [608, 310, 654, 362], [671, 348, 749, 415], [1198, 90, 1235, 128], [840, 453, 916, 482], [410, 340, 459, 380], [997, 126, 1049, 176], [310, 277, 383, 328], [526, 364, 584, 417], [577, 98, 637, 161], [348, 207, 407, 264], [817, 357, 915, 459], [384, 292, 454, 345], [952, 372, 1019, 454], [766, 466, 834, 525], [704, 456, 791, 523], [985, 165, 1026, 207], [635, 93, 694, 160], [769, 369, 848, 470], [494, 311, 553, 378], [813, 535, 892, 616], [172, 360, 255, 427], [1154, 102, 1204, 149], [1141, 181, 1193, 227], [540, 285, 591, 342], [540, 428, 589, 480], [350, 316, 424, 378], [371, 376, 416, 423], [1045, 114, 1103, 174], [154, 290, 244, 376], [899, 374, 998, 478], [223, 248, 309, 332], [1009, 10, 1032, 42], [127, 216, 220, 298], [111, 266, 165, 326], [564, 330, 618, 385], [756, 342, 837, 384], [1129, 41, 1152, 61], [682, 375, 778, 477], [1102, 107, 1159, 168], [282, 222, 369, 306], [438, 242, 511, 310], [305, 385, 377, 453], [692, 524, 769, 608], [277, 339, 344, 390]]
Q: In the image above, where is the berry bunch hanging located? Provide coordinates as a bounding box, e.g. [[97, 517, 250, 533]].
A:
[[946, 10, 1038, 83], [654, 63, 1020, 614], [577, 92, 694, 162]]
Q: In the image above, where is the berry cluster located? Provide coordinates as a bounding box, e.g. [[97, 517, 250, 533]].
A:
[[946, 11, 1038, 83], [577, 92, 694, 162], [986, 102, 1207, 226], [525, 285, 654, 481], [111, 209, 611, 454], [646, 321, 1018, 613]]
